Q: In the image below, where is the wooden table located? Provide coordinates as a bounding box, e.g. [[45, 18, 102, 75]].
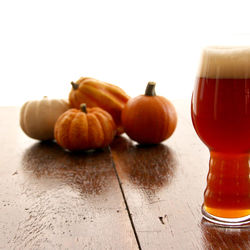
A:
[[0, 100, 249, 250]]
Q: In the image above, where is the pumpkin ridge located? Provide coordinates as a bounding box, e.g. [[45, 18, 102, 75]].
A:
[[87, 113, 104, 149], [76, 90, 99, 108], [58, 110, 76, 149], [94, 110, 116, 145], [91, 107, 111, 117], [73, 92, 79, 108], [81, 85, 124, 110], [33, 100, 42, 138], [84, 80, 130, 103], [102, 88, 129, 107], [156, 96, 177, 139], [92, 108, 117, 135], [67, 112, 78, 150], [41, 98, 54, 138], [85, 111, 89, 149], [68, 91, 75, 108], [70, 88, 85, 108], [154, 97, 169, 141], [56, 113, 66, 147], [92, 112, 107, 147], [72, 90, 84, 108], [139, 97, 162, 143], [105, 82, 130, 100], [69, 92, 74, 108], [68, 111, 86, 150], [65, 115, 73, 149], [77, 77, 93, 84], [55, 109, 70, 127], [54, 115, 61, 145]]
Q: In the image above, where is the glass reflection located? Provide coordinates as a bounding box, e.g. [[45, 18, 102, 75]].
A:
[[201, 219, 250, 249]]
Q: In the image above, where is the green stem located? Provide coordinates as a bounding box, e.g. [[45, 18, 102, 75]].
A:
[[71, 81, 79, 90], [80, 103, 87, 113], [145, 82, 156, 96]]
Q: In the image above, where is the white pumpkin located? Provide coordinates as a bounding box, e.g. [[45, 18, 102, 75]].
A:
[[20, 97, 70, 140]]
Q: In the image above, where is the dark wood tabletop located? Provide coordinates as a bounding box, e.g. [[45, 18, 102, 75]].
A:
[[0, 100, 249, 250]]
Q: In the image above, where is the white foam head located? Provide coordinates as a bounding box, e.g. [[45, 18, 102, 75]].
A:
[[198, 46, 250, 78]]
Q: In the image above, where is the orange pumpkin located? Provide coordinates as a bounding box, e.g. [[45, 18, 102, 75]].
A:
[[121, 82, 177, 144], [54, 104, 116, 151], [69, 77, 130, 135]]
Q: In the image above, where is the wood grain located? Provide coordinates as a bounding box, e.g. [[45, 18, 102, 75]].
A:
[[110, 100, 250, 250], [0, 107, 138, 250], [1, 102, 249, 250]]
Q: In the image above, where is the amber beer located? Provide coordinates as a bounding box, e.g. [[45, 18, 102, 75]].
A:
[[191, 47, 250, 225]]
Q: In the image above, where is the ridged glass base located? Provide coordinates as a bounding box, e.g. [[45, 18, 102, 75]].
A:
[[202, 204, 250, 228]]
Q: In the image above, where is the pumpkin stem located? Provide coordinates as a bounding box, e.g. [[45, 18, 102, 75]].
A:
[[80, 103, 87, 113], [71, 81, 79, 90], [145, 82, 156, 96]]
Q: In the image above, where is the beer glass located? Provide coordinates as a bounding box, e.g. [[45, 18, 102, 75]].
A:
[[191, 47, 250, 226]]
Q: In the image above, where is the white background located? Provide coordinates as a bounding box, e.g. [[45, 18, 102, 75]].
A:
[[1, 0, 250, 106]]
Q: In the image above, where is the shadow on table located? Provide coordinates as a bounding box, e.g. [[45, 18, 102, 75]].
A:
[[110, 136, 177, 193], [22, 141, 114, 196], [201, 219, 250, 249]]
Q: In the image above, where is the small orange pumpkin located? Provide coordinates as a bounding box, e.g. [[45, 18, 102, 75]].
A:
[[69, 77, 130, 135], [54, 104, 116, 151], [121, 82, 177, 144]]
